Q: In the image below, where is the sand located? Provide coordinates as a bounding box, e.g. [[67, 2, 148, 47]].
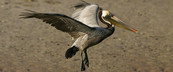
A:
[[0, 0, 173, 72]]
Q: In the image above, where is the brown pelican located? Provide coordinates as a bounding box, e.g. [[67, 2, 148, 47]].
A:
[[20, 1, 137, 71]]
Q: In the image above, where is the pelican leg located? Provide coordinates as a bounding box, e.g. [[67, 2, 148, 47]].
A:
[[84, 49, 89, 67], [81, 51, 85, 71]]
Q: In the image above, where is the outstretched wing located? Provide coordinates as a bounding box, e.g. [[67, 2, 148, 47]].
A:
[[72, 2, 100, 27], [72, 1, 90, 19], [20, 10, 93, 39]]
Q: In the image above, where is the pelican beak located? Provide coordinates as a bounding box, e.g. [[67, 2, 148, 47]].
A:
[[103, 14, 137, 33]]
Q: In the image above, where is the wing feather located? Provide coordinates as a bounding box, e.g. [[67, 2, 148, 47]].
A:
[[72, 4, 100, 27], [20, 10, 93, 39]]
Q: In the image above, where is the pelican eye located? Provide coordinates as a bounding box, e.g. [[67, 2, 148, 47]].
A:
[[102, 10, 110, 17]]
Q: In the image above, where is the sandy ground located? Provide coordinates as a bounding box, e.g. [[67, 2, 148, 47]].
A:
[[0, 0, 173, 72]]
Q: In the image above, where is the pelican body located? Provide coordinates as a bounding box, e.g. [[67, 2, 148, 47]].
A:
[[20, 1, 137, 71]]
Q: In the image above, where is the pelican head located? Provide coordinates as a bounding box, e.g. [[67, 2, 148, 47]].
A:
[[99, 10, 137, 33]]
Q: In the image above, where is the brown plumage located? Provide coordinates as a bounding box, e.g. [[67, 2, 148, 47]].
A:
[[20, 2, 137, 71]]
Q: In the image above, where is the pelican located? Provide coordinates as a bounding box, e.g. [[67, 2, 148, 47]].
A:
[[20, 1, 137, 71]]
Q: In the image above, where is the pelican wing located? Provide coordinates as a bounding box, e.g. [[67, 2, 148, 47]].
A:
[[20, 10, 93, 39], [72, 1, 89, 19], [72, 3, 100, 27]]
